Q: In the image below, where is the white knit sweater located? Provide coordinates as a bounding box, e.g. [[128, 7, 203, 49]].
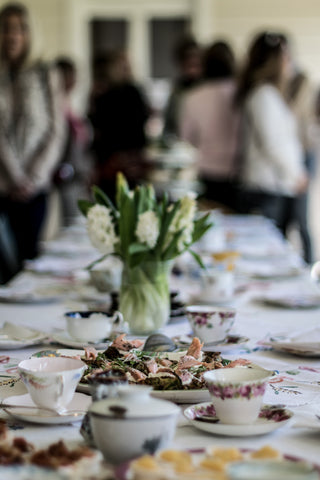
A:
[[0, 62, 65, 195], [240, 84, 305, 196]]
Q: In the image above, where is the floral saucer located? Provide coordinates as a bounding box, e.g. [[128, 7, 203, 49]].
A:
[[184, 402, 293, 436]]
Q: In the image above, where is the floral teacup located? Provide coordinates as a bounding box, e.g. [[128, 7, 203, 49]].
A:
[[18, 357, 85, 412], [204, 365, 273, 425], [186, 305, 236, 344]]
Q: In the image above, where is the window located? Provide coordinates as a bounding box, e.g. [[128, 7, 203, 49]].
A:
[[149, 18, 190, 78]]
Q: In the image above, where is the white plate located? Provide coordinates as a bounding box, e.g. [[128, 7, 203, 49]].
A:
[[51, 331, 110, 350], [0, 323, 48, 350], [0, 289, 60, 304], [259, 294, 320, 309], [3, 392, 91, 424], [184, 402, 293, 436], [264, 328, 320, 357], [76, 379, 210, 403], [0, 466, 66, 480], [174, 334, 249, 354]]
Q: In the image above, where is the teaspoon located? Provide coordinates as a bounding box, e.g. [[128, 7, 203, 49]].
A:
[[0, 403, 86, 417]]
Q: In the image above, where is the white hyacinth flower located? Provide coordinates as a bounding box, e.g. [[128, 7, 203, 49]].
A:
[[135, 210, 159, 249], [87, 204, 118, 255], [166, 194, 196, 251]]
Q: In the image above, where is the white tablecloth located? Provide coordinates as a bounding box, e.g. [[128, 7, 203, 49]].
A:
[[1, 214, 320, 476]]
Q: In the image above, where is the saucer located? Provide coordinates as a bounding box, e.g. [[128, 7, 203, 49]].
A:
[[3, 392, 91, 424], [184, 402, 293, 436], [174, 334, 249, 353], [51, 331, 110, 350]]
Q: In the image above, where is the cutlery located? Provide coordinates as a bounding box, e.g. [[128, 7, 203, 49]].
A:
[[142, 333, 177, 352]]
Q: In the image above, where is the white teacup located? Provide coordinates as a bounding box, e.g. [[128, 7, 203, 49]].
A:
[[65, 310, 123, 343], [18, 357, 85, 412], [204, 365, 273, 425], [200, 269, 234, 303], [186, 305, 236, 344]]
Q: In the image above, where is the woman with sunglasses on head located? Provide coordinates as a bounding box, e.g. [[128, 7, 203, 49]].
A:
[[236, 31, 308, 230], [0, 3, 64, 280]]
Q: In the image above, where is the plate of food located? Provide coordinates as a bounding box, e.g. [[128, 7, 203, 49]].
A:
[[116, 445, 319, 480], [0, 421, 110, 479], [35, 335, 250, 404]]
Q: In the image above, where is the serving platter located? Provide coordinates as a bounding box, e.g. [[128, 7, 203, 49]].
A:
[[34, 348, 214, 404], [116, 446, 320, 480]]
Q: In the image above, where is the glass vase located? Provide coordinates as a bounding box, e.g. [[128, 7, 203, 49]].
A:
[[119, 261, 171, 334]]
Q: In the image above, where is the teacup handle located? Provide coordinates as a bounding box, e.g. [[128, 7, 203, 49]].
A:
[[111, 310, 124, 328]]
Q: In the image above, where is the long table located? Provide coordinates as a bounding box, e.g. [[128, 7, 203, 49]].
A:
[[0, 214, 320, 477]]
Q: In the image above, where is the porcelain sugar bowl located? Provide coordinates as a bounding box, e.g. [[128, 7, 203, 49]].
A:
[[89, 385, 180, 464]]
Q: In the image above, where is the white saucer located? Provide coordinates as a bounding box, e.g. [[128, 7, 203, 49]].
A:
[[184, 402, 293, 436], [51, 331, 110, 350], [2, 392, 91, 424]]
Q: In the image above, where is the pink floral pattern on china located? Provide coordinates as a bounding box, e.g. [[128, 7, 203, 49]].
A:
[[189, 403, 291, 423], [193, 312, 235, 327], [208, 382, 266, 400]]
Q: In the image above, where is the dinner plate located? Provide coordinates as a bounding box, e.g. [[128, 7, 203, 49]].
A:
[[184, 402, 293, 436], [258, 294, 320, 309], [263, 327, 320, 357], [3, 392, 91, 424], [0, 286, 62, 304], [51, 331, 110, 350], [0, 323, 48, 350]]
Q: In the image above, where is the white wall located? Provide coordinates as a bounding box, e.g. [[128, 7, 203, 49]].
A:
[[1, 0, 320, 105]]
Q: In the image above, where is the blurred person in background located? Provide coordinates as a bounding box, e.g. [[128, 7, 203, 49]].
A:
[[179, 40, 241, 210], [89, 49, 150, 202], [236, 31, 307, 230], [162, 34, 202, 144], [0, 2, 64, 281], [280, 68, 317, 263], [87, 51, 111, 130], [54, 56, 91, 226]]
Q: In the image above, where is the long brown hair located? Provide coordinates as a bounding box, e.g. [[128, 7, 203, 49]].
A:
[[236, 31, 287, 105]]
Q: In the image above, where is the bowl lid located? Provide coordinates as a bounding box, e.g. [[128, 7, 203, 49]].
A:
[[89, 385, 180, 419]]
